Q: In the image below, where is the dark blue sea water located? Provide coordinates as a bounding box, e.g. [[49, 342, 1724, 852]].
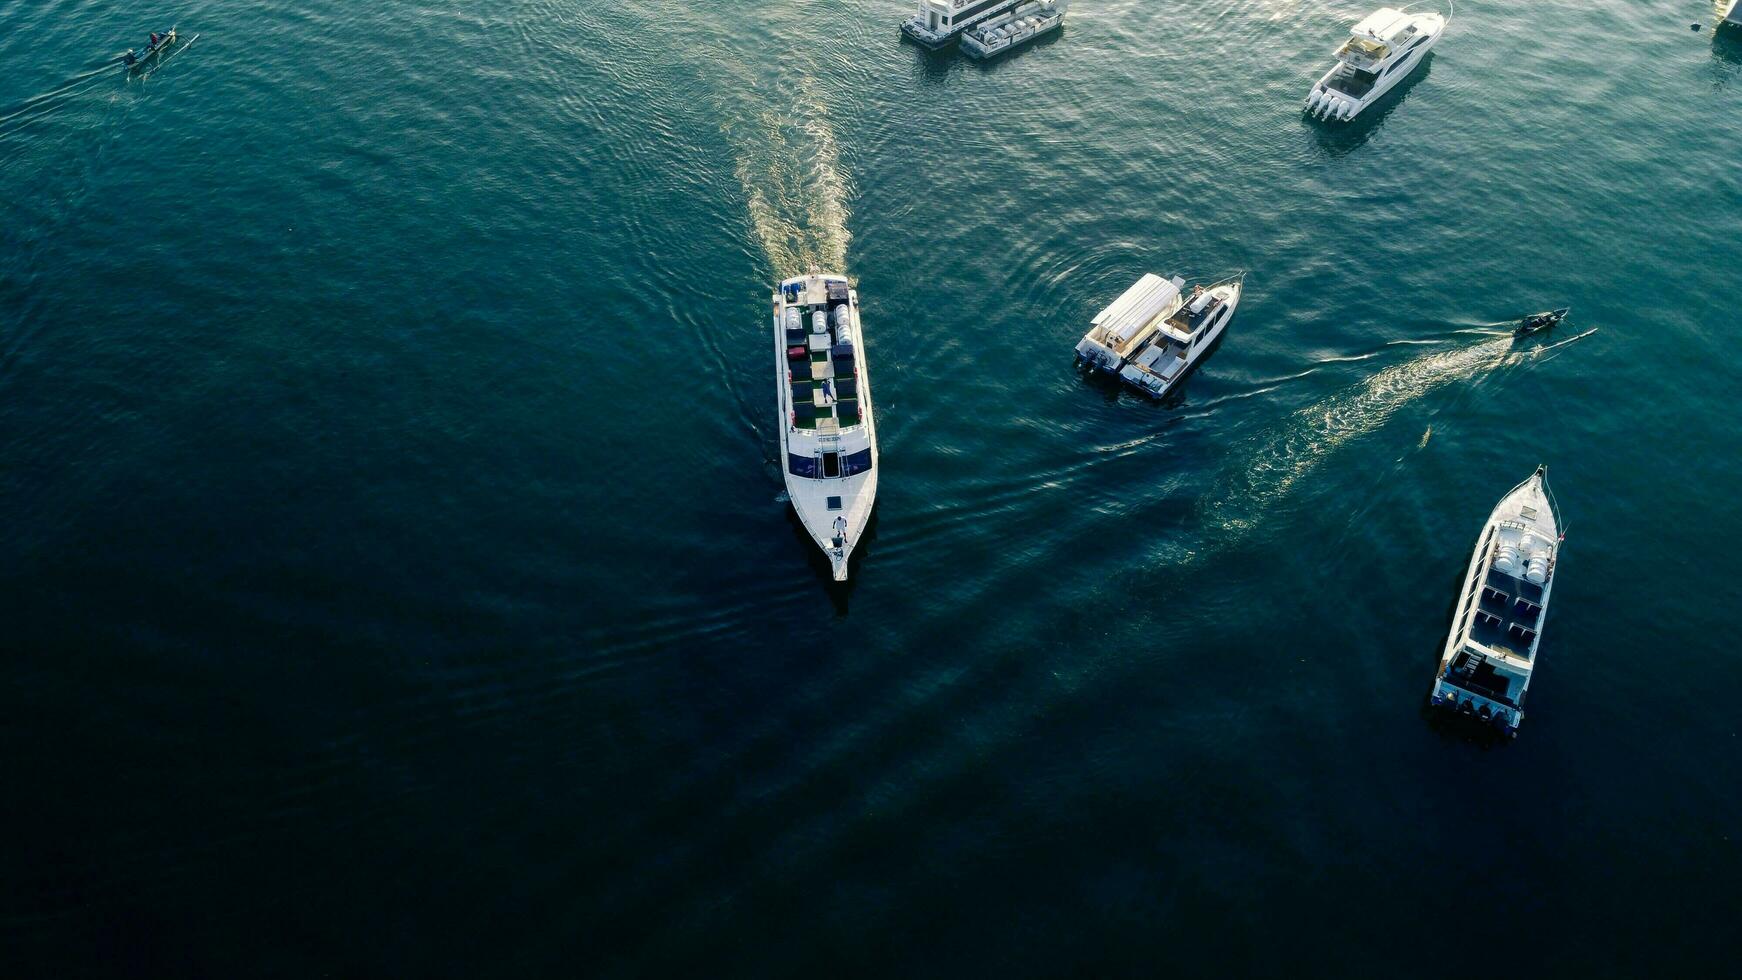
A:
[[4, 1, 1740, 975]]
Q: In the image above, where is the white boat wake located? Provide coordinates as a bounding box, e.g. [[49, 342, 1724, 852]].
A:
[[1199, 333, 1519, 539], [730, 77, 853, 277]]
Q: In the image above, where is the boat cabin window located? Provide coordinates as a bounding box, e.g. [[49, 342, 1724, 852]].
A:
[[1328, 66, 1380, 98], [823, 451, 841, 478]]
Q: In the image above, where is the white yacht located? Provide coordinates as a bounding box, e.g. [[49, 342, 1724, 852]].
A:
[[1430, 466, 1562, 736], [960, 0, 1067, 60], [1075, 272, 1244, 400], [1305, 6, 1448, 122], [774, 273, 879, 581], [901, 0, 1023, 50]]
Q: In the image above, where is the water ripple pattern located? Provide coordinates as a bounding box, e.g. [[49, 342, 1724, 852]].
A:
[[2, 0, 1739, 976]]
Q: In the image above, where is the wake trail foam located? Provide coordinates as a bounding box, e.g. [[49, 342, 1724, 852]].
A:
[[730, 77, 853, 276], [1200, 334, 1518, 539]]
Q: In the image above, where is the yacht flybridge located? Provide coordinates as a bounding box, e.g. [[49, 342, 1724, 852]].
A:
[[1305, 6, 1448, 121], [1430, 466, 1562, 737], [775, 274, 879, 581], [901, 0, 1023, 50], [1075, 272, 1244, 400]]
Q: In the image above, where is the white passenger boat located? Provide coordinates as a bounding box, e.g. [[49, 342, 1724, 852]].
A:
[[1074, 272, 1244, 400], [1430, 466, 1562, 736], [960, 0, 1067, 60], [774, 274, 879, 581], [901, 0, 1024, 50], [1305, 6, 1448, 122]]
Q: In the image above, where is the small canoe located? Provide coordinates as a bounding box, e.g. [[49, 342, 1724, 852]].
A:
[[125, 28, 177, 72], [1516, 307, 1569, 336]]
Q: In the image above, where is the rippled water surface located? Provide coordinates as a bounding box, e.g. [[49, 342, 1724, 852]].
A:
[[4, 1, 1740, 974]]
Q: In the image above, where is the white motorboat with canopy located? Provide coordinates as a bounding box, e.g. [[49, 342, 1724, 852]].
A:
[[1075, 271, 1244, 400]]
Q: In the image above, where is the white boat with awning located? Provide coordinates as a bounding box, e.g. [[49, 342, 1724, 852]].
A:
[[774, 273, 879, 581], [1075, 272, 1244, 400]]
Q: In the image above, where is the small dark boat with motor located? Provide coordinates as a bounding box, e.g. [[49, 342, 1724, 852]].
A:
[[1515, 307, 1569, 336], [123, 28, 177, 71]]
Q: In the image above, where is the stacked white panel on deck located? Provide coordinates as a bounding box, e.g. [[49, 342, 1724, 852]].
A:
[[1093, 274, 1181, 350]]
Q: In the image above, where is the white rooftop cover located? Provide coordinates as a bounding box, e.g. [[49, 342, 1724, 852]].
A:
[[1352, 7, 1410, 43], [1094, 274, 1181, 349]]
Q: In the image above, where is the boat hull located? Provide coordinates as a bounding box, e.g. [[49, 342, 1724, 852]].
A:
[[773, 275, 879, 581], [1305, 14, 1445, 122], [1428, 468, 1559, 737]]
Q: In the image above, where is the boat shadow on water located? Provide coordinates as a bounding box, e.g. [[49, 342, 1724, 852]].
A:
[[784, 502, 880, 612], [1711, 28, 1742, 72], [907, 41, 960, 85], [1303, 55, 1437, 158]]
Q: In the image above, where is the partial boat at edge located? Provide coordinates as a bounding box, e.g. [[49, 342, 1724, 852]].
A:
[[1075, 272, 1244, 401]]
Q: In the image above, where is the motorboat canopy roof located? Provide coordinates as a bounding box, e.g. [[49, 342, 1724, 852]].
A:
[[1092, 273, 1185, 350]]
